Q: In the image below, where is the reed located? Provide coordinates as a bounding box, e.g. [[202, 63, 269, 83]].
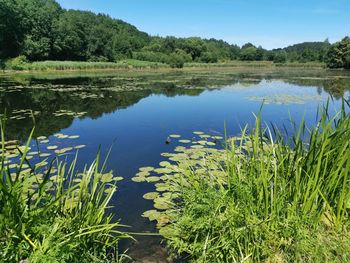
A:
[[0, 120, 129, 262]]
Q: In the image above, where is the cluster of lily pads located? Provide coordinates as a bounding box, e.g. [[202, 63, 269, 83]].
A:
[[0, 109, 41, 120], [1, 133, 86, 178], [132, 132, 225, 229], [53, 110, 87, 117], [247, 94, 324, 105]]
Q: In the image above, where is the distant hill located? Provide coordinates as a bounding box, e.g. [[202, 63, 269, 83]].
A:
[[281, 41, 331, 53]]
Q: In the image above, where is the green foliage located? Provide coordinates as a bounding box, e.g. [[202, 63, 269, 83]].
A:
[[167, 53, 185, 68], [0, 0, 347, 68], [0, 122, 129, 262], [240, 46, 259, 61], [0, 0, 23, 58], [327, 37, 350, 69], [0, 59, 5, 70], [273, 50, 287, 63], [199, 52, 218, 63], [5, 55, 29, 70], [138, 104, 350, 262], [282, 41, 331, 62]]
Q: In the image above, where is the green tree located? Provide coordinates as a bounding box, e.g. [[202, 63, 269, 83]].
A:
[[327, 37, 350, 69], [240, 46, 257, 61], [273, 51, 287, 63], [0, 0, 23, 58], [168, 53, 185, 68], [180, 37, 206, 60], [20, 0, 62, 60], [200, 52, 218, 63]]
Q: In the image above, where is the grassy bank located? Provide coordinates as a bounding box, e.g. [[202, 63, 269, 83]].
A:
[[135, 102, 350, 262], [0, 57, 326, 74], [0, 123, 128, 262], [186, 60, 325, 68], [2, 57, 169, 72]]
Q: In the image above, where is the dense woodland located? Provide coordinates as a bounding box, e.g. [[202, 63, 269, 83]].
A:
[[0, 0, 349, 69]]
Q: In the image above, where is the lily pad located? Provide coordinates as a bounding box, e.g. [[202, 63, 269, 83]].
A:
[[143, 192, 159, 200], [146, 176, 160, 182], [74, 145, 86, 149], [101, 173, 113, 183], [7, 153, 19, 158], [47, 145, 58, 150], [111, 176, 121, 182], [191, 145, 204, 149], [68, 135, 80, 139], [169, 134, 181, 138], [136, 171, 150, 177], [131, 176, 146, 183], [156, 214, 171, 227], [179, 139, 191, 144], [154, 198, 171, 210], [8, 164, 18, 169], [139, 166, 154, 172], [142, 210, 160, 221], [159, 161, 171, 167], [155, 183, 168, 192], [193, 131, 204, 135]]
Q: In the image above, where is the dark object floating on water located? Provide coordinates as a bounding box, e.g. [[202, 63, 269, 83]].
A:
[[165, 137, 171, 144]]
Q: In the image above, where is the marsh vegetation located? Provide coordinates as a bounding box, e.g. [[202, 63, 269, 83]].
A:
[[136, 103, 350, 262], [0, 122, 128, 262]]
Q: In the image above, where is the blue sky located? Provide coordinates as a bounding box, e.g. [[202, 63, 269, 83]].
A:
[[56, 0, 349, 49]]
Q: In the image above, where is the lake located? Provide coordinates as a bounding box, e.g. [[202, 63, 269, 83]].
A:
[[1, 68, 349, 262]]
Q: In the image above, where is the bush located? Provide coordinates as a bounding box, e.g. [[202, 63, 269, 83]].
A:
[[199, 52, 218, 63], [5, 56, 29, 70], [167, 53, 185, 68], [273, 51, 287, 63]]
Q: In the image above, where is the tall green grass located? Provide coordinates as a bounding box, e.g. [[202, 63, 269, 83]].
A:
[[4, 57, 168, 71], [274, 61, 325, 68], [0, 121, 129, 262], [184, 60, 274, 68], [141, 102, 350, 262]]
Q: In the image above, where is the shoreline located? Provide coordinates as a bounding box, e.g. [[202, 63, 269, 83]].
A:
[[0, 61, 330, 76]]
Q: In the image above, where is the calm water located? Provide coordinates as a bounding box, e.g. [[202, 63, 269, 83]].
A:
[[1, 69, 350, 261]]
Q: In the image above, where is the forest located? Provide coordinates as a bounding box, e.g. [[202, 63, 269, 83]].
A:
[[0, 0, 349, 69]]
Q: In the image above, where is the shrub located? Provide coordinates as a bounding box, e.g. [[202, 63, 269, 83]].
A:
[[167, 53, 185, 68], [273, 51, 287, 63], [5, 56, 29, 70], [200, 52, 218, 63]]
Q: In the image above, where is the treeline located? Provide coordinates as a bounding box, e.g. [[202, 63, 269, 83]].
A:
[[0, 0, 349, 69]]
